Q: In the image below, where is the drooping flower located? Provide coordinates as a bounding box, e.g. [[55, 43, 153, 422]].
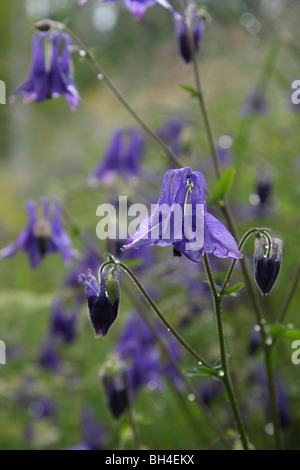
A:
[[11, 32, 79, 110], [89, 128, 144, 186], [122, 167, 242, 262], [0, 198, 74, 268], [173, 7, 205, 64], [78, 268, 121, 337], [254, 237, 282, 295]]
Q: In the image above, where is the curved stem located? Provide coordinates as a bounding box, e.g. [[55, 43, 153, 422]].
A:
[[203, 254, 249, 450], [117, 261, 213, 369], [220, 227, 272, 296]]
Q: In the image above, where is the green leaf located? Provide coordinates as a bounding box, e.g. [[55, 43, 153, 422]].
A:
[[208, 167, 236, 205], [179, 84, 200, 99], [223, 282, 244, 297], [185, 367, 219, 378], [268, 324, 300, 342]]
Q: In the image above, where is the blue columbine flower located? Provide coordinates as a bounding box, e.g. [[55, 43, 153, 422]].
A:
[[12, 32, 79, 110], [0, 198, 74, 268], [173, 8, 205, 64], [122, 167, 242, 262], [89, 128, 144, 186], [78, 268, 121, 337]]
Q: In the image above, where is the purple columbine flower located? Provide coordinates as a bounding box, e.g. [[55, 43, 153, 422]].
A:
[[89, 128, 144, 186], [173, 7, 205, 64], [12, 32, 79, 111], [122, 167, 242, 262], [49, 299, 78, 344], [0, 198, 74, 268], [254, 237, 282, 296], [241, 86, 269, 117], [78, 268, 121, 337]]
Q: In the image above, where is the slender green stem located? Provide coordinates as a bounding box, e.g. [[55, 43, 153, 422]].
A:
[[117, 261, 212, 369], [264, 344, 282, 450], [203, 254, 249, 450]]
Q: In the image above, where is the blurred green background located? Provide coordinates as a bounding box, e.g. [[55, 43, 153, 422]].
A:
[[0, 0, 300, 450]]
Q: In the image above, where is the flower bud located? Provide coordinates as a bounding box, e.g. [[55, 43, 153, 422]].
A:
[[105, 272, 120, 305], [254, 237, 283, 295]]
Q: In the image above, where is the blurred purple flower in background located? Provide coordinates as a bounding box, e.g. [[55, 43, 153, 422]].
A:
[[0, 198, 74, 268], [123, 167, 242, 262], [79, 0, 175, 20], [38, 341, 61, 372], [173, 9, 205, 64], [48, 299, 79, 344], [157, 116, 188, 157], [249, 364, 291, 430], [78, 268, 121, 337], [11, 32, 79, 111], [241, 86, 269, 117], [200, 378, 223, 406], [89, 128, 145, 186], [65, 408, 105, 450]]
